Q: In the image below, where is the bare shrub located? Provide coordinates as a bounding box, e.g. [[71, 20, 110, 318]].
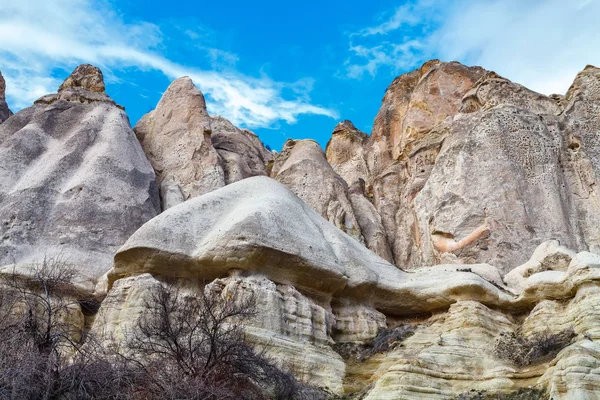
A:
[[334, 325, 416, 362], [119, 283, 315, 400], [0, 259, 323, 399], [494, 328, 576, 367], [454, 387, 549, 400], [0, 257, 127, 399]]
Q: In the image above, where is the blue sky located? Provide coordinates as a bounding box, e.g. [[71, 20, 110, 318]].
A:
[[1, 0, 599, 150]]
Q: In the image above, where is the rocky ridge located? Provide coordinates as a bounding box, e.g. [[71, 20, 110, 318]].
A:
[[0, 70, 12, 124], [1, 60, 600, 398], [0, 64, 159, 289]]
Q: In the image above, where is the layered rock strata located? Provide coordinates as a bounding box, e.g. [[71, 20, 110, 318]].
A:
[[98, 178, 600, 398]]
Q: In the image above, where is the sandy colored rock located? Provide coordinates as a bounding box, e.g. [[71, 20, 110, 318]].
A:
[[333, 61, 600, 273], [505, 240, 576, 292], [271, 139, 364, 241], [134, 77, 225, 204], [326, 120, 370, 186], [94, 273, 346, 393], [58, 64, 106, 93], [460, 71, 562, 115], [361, 61, 487, 267], [410, 105, 577, 271], [100, 246, 600, 398], [0, 64, 159, 290]]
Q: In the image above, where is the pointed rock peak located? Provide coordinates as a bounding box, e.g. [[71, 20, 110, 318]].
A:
[[565, 64, 600, 102], [332, 120, 367, 139], [0, 70, 12, 123], [334, 120, 357, 132], [0, 69, 6, 100], [59, 64, 105, 93], [158, 76, 208, 115]]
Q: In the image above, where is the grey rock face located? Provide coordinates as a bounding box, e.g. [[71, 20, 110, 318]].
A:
[[0, 65, 160, 289], [134, 77, 225, 204], [210, 116, 273, 184], [323, 61, 600, 273], [134, 77, 272, 210], [325, 120, 370, 187], [0, 70, 12, 124], [271, 139, 365, 243]]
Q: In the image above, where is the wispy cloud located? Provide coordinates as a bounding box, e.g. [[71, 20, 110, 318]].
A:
[[344, 0, 439, 79], [345, 0, 600, 95], [0, 0, 337, 128], [356, 0, 435, 37]]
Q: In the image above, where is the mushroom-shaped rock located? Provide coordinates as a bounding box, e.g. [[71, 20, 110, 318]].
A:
[[110, 176, 397, 301], [109, 176, 524, 314], [0, 64, 159, 290]]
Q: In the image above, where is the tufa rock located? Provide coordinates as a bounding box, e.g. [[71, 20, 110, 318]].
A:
[[326, 120, 370, 187], [0, 64, 159, 290], [99, 175, 600, 398], [58, 64, 106, 93], [271, 139, 365, 243], [325, 61, 600, 273], [134, 77, 272, 210], [134, 76, 225, 204]]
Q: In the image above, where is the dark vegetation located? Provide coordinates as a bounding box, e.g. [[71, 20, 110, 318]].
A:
[[0, 258, 319, 399], [454, 387, 550, 400], [494, 328, 576, 367], [333, 325, 416, 362]]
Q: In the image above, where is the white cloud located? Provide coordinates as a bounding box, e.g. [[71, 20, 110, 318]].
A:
[[356, 0, 435, 37], [0, 0, 337, 127], [346, 0, 600, 95]]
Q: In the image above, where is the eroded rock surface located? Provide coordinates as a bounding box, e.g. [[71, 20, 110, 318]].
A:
[[326, 61, 600, 274], [98, 176, 600, 398], [0, 65, 159, 289], [0, 70, 12, 124], [134, 77, 225, 203], [134, 77, 272, 210], [270, 139, 365, 242]]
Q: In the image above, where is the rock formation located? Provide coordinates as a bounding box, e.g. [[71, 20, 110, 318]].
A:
[[0, 64, 159, 289], [134, 76, 272, 210], [325, 60, 600, 274], [98, 177, 600, 398], [0, 70, 12, 124], [4, 60, 600, 399]]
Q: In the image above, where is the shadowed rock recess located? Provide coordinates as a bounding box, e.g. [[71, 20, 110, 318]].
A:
[[3, 60, 600, 398]]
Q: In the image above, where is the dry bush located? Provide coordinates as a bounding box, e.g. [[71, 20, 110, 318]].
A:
[[0, 259, 318, 399], [334, 325, 416, 362], [494, 328, 576, 367], [118, 283, 318, 400], [0, 257, 126, 399]]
